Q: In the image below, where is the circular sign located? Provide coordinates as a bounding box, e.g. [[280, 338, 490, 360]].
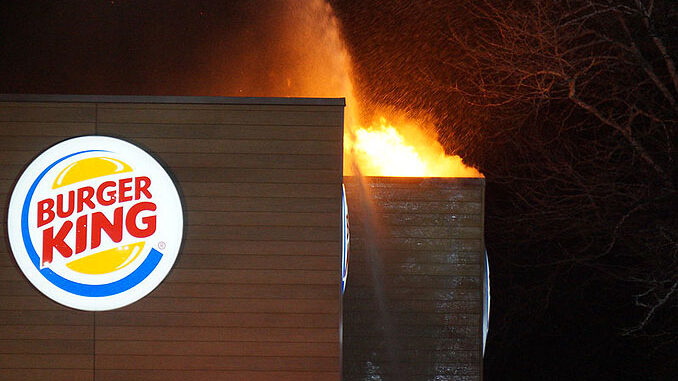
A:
[[7, 136, 183, 311]]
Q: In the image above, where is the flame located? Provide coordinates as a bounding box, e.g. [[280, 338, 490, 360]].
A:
[[208, 0, 482, 177], [346, 117, 481, 177], [352, 121, 428, 177]]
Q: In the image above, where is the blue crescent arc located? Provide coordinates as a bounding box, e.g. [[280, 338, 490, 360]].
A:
[[20, 150, 164, 297]]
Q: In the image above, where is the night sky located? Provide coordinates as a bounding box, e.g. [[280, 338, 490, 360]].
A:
[[1, 1, 280, 95], [2, 1, 677, 379]]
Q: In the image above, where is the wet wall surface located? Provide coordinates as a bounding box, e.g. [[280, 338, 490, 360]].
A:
[[343, 177, 485, 381]]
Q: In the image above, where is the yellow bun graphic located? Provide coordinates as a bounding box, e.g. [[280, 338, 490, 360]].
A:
[[53, 157, 132, 189], [66, 242, 145, 275]]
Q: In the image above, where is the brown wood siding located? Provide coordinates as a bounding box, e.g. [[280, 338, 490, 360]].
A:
[[343, 177, 484, 381], [0, 98, 343, 381]]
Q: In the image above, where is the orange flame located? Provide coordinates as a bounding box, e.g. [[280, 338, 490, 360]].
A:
[[345, 116, 481, 177], [352, 121, 428, 177], [208, 0, 482, 177]]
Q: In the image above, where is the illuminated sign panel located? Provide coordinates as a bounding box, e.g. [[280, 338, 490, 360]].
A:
[[341, 184, 350, 294], [7, 136, 183, 311]]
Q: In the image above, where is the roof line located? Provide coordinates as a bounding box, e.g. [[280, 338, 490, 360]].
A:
[[0, 93, 346, 106]]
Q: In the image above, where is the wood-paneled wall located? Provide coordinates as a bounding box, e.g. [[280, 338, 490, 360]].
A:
[[343, 177, 485, 381], [0, 96, 344, 381]]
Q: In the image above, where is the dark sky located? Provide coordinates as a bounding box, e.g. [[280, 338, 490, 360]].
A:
[[0, 1, 307, 96]]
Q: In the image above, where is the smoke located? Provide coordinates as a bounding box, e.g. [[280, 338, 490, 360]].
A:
[[199, 1, 355, 99], [197, 0, 367, 171], [191, 0, 480, 177]]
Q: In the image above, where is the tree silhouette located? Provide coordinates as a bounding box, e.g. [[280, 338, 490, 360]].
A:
[[425, 0, 677, 340], [333, 0, 677, 376]]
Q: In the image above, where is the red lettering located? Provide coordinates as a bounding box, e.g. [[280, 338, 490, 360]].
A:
[[42, 221, 73, 265], [135, 176, 152, 200], [56, 191, 75, 219], [37, 198, 55, 228], [96, 181, 117, 206], [91, 207, 123, 250], [38, 177, 163, 265], [77, 186, 95, 212], [119, 178, 133, 202], [75, 215, 88, 254], [126, 202, 157, 238]]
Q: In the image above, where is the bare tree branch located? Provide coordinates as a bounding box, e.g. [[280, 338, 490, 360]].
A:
[[634, 0, 678, 96], [420, 0, 677, 338], [568, 79, 673, 187], [624, 279, 678, 335]]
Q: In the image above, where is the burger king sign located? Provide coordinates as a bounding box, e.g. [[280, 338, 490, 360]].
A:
[[7, 136, 183, 311]]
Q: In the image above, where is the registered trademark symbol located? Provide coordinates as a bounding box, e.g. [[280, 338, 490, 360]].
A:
[[158, 241, 166, 250]]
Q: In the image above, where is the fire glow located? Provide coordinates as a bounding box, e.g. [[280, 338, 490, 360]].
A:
[[353, 122, 427, 177], [311, 1, 481, 178], [346, 116, 481, 177], [214, 0, 482, 178]]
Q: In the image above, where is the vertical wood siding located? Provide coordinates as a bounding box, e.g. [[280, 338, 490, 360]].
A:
[[0, 98, 343, 381]]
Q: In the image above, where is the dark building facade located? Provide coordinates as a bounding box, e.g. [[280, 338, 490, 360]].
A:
[[343, 177, 486, 380], [0, 95, 486, 381]]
